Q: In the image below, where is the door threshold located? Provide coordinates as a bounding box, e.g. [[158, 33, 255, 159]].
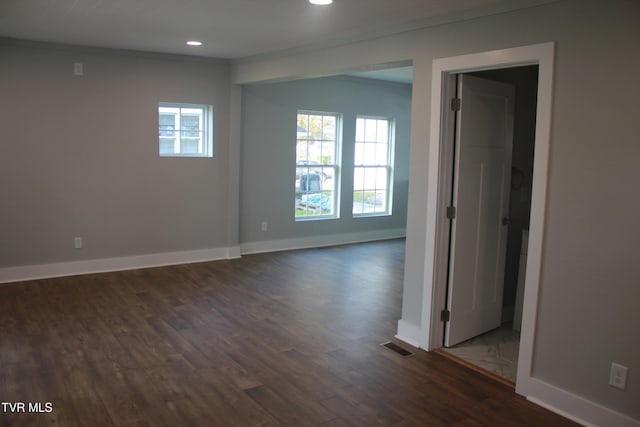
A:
[[432, 347, 515, 389]]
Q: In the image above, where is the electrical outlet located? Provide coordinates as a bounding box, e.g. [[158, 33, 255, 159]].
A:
[[609, 363, 628, 390], [74, 237, 83, 249], [261, 221, 268, 232], [74, 62, 83, 76]]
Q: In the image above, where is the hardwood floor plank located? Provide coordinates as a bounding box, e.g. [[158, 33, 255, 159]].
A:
[[245, 385, 317, 427], [194, 367, 281, 427], [0, 240, 579, 427], [224, 338, 336, 423], [317, 418, 352, 427], [319, 395, 402, 426]]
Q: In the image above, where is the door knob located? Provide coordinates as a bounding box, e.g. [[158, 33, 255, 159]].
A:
[[502, 217, 512, 226]]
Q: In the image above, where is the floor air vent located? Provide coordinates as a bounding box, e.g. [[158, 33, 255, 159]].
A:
[[381, 341, 413, 357]]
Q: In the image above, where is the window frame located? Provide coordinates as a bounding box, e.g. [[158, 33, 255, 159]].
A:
[[158, 102, 213, 158], [352, 115, 395, 217], [295, 110, 342, 221]]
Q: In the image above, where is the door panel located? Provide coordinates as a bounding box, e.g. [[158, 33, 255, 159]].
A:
[[444, 74, 515, 347]]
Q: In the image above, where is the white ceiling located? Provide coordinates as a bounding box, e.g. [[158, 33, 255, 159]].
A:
[[0, 0, 557, 60]]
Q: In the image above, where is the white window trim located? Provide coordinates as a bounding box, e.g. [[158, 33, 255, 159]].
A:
[[295, 110, 342, 221], [158, 102, 213, 158], [353, 115, 395, 217]]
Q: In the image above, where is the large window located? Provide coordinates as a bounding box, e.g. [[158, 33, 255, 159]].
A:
[[353, 116, 394, 216], [295, 111, 340, 219], [159, 103, 213, 157]]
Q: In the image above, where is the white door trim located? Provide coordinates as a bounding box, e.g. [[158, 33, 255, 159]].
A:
[[421, 43, 555, 394]]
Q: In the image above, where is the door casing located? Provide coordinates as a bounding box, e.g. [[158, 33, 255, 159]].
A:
[[420, 42, 555, 395]]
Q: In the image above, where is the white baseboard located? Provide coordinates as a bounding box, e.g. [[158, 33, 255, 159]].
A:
[[518, 377, 639, 427], [240, 228, 406, 255], [0, 246, 241, 284], [395, 319, 424, 349], [0, 229, 405, 284], [396, 318, 639, 426]]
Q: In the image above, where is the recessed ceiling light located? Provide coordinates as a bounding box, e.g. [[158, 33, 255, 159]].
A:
[[186, 40, 203, 46], [309, 0, 333, 5]]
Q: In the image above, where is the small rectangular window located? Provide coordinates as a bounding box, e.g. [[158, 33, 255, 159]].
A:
[[353, 116, 394, 216], [295, 111, 341, 220], [158, 103, 213, 157]]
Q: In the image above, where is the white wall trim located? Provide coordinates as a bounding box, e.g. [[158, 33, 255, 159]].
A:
[[0, 246, 241, 284], [2, 229, 405, 283], [425, 42, 555, 357], [395, 320, 424, 348], [524, 378, 640, 427], [240, 228, 406, 255], [425, 40, 554, 383]]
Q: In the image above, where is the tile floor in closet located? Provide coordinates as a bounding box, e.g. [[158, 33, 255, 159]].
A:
[[441, 324, 520, 383]]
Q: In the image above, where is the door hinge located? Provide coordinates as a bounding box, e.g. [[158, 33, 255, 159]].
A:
[[446, 206, 456, 220], [441, 309, 451, 322], [451, 97, 461, 111]]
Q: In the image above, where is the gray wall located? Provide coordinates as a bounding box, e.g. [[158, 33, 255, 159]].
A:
[[232, 0, 640, 420], [240, 76, 411, 247], [0, 42, 232, 267]]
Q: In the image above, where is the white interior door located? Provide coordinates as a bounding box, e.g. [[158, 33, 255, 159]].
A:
[[444, 74, 515, 347]]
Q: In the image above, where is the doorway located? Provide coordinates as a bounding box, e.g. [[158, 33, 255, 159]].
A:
[[417, 43, 555, 396], [440, 66, 539, 383]]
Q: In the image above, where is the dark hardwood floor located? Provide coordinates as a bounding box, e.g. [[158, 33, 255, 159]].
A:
[[0, 240, 577, 426]]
